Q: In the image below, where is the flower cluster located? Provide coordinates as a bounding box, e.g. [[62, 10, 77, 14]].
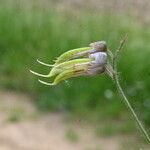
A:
[[30, 41, 109, 85], [30, 37, 150, 143]]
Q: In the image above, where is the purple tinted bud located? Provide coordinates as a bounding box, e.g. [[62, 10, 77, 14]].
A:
[[86, 66, 105, 76], [90, 41, 107, 52], [89, 52, 107, 65]]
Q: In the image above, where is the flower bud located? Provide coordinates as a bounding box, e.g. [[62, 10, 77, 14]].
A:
[[30, 41, 109, 85], [89, 52, 107, 65], [90, 41, 107, 52]]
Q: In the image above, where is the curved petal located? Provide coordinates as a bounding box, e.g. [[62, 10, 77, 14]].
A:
[[30, 70, 51, 78], [55, 47, 91, 64], [37, 59, 54, 67]]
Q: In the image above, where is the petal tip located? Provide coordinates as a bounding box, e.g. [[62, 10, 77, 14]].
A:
[[37, 59, 54, 67], [38, 79, 55, 86]]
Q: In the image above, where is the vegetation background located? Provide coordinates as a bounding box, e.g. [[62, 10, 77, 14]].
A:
[[0, 0, 150, 149]]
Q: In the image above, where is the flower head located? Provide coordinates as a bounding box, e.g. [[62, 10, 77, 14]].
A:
[[30, 41, 110, 85]]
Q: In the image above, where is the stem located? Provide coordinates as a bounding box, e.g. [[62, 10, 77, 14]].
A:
[[114, 72, 150, 143], [112, 34, 128, 71], [112, 35, 150, 143]]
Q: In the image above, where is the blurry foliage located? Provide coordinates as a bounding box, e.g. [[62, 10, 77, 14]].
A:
[[95, 120, 135, 137], [65, 128, 79, 143], [0, 0, 150, 128], [7, 107, 25, 122]]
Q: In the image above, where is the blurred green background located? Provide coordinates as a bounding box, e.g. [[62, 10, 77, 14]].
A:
[[0, 0, 150, 138]]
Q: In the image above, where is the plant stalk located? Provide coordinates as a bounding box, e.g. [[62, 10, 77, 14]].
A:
[[110, 35, 150, 143], [114, 71, 150, 143]]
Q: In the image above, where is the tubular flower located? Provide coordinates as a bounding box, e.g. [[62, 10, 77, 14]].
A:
[[30, 41, 111, 85], [29, 37, 150, 144]]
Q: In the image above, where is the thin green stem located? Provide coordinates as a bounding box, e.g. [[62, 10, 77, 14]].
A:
[[114, 72, 150, 143], [112, 35, 150, 143], [112, 34, 128, 71]]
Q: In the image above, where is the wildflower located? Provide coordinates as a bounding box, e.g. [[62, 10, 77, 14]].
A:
[[30, 36, 150, 143], [30, 41, 112, 85]]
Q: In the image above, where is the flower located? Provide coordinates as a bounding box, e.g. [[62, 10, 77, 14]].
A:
[[30, 41, 109, 85]]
